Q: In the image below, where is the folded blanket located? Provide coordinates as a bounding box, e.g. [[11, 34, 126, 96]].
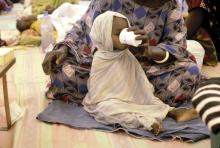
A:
[[37, 100, 209, 142]]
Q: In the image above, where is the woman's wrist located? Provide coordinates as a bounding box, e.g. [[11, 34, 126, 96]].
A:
[[143, 47, 152, 58], [144, 47, 170, 63], [153, 50, 169, 63]]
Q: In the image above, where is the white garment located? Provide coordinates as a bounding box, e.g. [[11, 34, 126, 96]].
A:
[[49, 3, 88, 42], [83, 11, 173, 131], [186, 40, 205, 72]]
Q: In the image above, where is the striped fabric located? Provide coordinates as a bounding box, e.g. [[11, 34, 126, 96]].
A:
[[192, 77, 220, 134]]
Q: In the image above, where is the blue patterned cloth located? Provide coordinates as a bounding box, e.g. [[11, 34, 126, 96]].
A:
[[49, 0, 206, 107]]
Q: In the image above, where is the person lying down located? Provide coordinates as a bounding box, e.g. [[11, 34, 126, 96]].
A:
[[83, 11, 197, 135]]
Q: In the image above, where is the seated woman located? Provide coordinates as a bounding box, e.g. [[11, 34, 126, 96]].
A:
[[42, 0, 205, 121], [185, 0, 219, 65], [199, 0, 220, 62]]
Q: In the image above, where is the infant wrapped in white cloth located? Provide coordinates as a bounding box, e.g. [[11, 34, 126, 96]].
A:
[[83, 11, 173, 132]]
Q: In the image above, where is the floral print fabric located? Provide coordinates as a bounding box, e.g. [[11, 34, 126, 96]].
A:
[[50, 0, 206, 107]]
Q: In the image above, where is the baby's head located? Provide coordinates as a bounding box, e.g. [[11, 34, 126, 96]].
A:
[[90, 11, 129, 52]]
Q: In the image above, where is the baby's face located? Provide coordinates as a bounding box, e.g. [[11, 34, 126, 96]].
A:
[[112, 17, 129, 50]]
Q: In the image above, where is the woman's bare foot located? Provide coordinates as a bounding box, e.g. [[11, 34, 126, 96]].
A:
[[151, 121, 162, 136], [45, 86, 57, 99], [168, 108, 199, 122], [45, 90, 55, 99]]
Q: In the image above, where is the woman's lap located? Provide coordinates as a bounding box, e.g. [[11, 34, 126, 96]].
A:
[[49, 56, 89, 103], [149, 67, 204, 107], [49, 58, 205, 107]]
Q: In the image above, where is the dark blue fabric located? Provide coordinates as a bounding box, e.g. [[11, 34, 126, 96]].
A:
[[37, 100, 209, 142]]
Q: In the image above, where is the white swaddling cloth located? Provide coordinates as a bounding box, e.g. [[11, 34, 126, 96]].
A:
[[83, 11, 173, 131]]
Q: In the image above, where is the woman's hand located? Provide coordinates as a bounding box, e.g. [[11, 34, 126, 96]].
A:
[[127, 26, 147, 40], [127, 26, 148, 47], [42, 45, 68, 75], [127, 26, 169, 62]]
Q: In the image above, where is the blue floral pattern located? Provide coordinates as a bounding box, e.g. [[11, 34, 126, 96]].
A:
[[50, 0, 206, 107]]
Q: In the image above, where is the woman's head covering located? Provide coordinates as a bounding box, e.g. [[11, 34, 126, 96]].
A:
[[90, 11, 130, 52]]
